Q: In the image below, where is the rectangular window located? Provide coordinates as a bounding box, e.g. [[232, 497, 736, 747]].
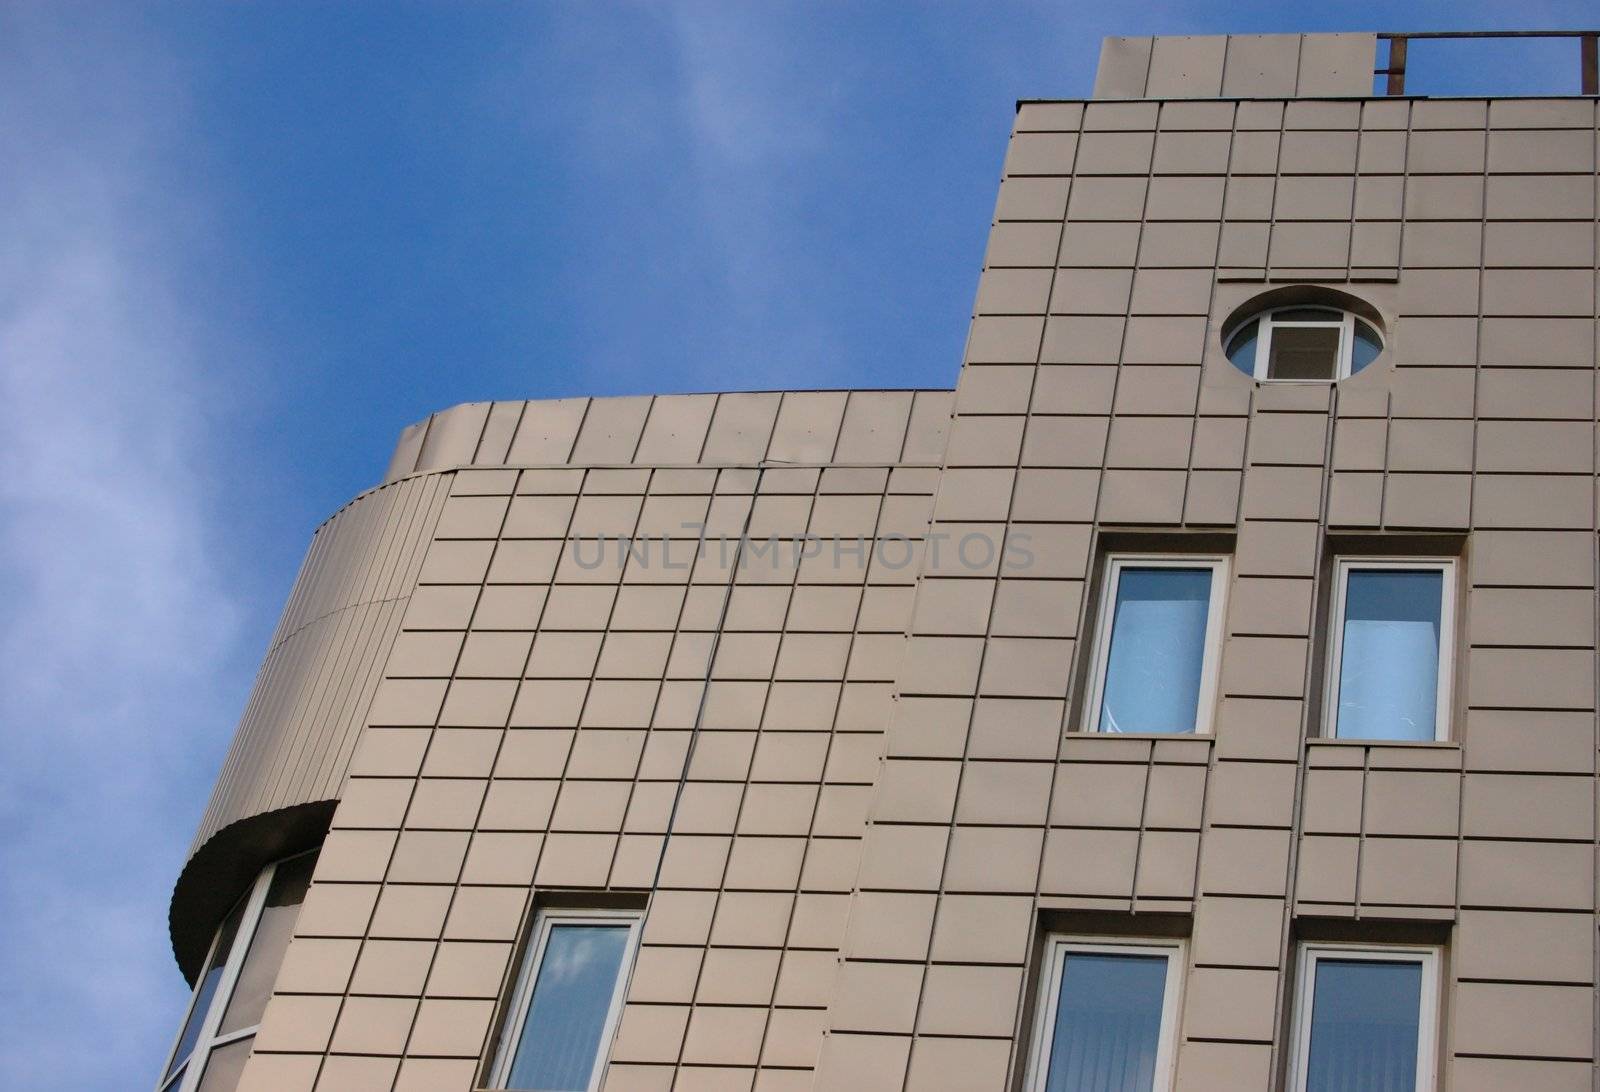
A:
[[1290, 945, 1439, 1092], [490, 908, 641, 1092], [1267, 322, 1343, 380], [1025, 938, 1183, 1092], [1326, 559, 1454, 741], [1085, 556, 1227, 735]]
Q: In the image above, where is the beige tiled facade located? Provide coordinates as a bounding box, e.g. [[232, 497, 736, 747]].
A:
[[166, 31, 1600, 1092]]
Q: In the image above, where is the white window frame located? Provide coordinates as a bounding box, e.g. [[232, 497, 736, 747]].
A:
[[1324, 557, 1456, 742], [1084, 554, 1229, 736], [1023, 936, 1185, 1092], [489, 907, 642, 1092], [156, 850, 315, 1092], [1228, 307, 1378, 382], [1288, 943, 1441, 1092]]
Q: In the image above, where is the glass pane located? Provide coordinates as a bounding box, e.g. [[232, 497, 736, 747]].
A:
[[195, 1034, 254, 1092], [1098, 567, 1213, 734], [1351, 320, 1383, 374], [1274, 307, 1341, 321], [1305, 958, 1423, 1092], [1045, 951, 1170, 1092], [1225, 320, 1259, 375], [505, 923, 631, 1092], [219, 852, 318, 1034], [165, 899, 246, 1080], [1267, 325, 1340, 379], [1335, 569, 1443, 741]]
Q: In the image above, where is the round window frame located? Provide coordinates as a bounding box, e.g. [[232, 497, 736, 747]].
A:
[[1224, 305, 1383, 382]]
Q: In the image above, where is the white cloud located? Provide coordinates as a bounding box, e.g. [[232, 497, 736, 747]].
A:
[[664, 4, 852, 379], [0, 10, 256, 1087]]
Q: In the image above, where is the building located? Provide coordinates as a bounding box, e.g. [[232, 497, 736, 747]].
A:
[[157, 29, 1600, 1092]]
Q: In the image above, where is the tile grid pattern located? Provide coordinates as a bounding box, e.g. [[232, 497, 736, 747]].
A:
[[903, 98, 1072, 1090], [241, 455, 941, 1092], [820, 94, 1600, 1088], [328, 462, 547, 1091], [661, 464, 828, 1089], [178, 388, 952, 964], [180, 48, 1600, 1092], [740, 470, 893, 1089], [1189, 95, 1285, 1087]]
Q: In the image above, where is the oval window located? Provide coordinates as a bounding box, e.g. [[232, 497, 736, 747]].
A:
[[1224, 306, 1384, 381]]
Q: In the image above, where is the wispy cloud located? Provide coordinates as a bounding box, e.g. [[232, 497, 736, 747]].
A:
[[0, 9, 255, 1086], [666, 4, 852, 381], [4, 3, 1598, 1087]]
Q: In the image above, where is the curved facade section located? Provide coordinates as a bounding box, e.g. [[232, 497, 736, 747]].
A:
[[190, 472, 452, 854], [196, 388, 954, 854], [176, 390, 954, 979], [158, 31, 1600, 1091]]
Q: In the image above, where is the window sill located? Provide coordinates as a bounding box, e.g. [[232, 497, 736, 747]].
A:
[[1307, 737, 1458, 747], [1069, 730, 1213, 739]]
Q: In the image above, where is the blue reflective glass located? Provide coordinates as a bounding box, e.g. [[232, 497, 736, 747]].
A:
[[1225, 320, 1259, 375], [165, 900, 245, 1080], [1045, 952, 1170, 1092], [1335, 569, 1443, 741], [1098, 567, 1213, 734], [506, 924, 631, 1091], [1351, 321, 1383, 374], [1305, 959, 1424, 1092]]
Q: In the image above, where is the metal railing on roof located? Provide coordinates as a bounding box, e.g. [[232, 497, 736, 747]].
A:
[[1375, 30, 1599, 96]]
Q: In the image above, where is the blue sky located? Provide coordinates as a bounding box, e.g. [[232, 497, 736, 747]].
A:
[[0, 2, 1592, 1086]]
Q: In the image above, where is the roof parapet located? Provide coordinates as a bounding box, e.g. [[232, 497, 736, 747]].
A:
[[1095, 30, 1600, 100], [1094, 33, 1376, 100]]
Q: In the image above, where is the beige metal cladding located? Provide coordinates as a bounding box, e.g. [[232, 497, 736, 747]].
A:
[[174, 29, 1600, 1092], [1093, 34, 1379, 99], [813, 91, 1599, 1090], [238, 459, 947, 1088], [192, 473, 453, 854], [383, 389, 957, 482], [195, 389, 953, 860], [179, 388, 954, 980]]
